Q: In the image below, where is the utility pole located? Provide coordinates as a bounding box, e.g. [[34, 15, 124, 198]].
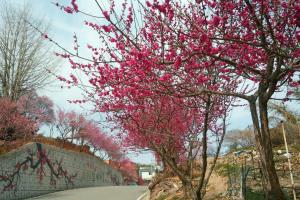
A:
[[281, 121, 297, 200]]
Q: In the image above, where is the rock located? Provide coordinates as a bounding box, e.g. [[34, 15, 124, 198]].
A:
[[283, 153, 292, 158], [277, 150, 283, 154]]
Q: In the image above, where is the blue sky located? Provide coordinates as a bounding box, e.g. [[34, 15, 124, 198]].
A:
[[7, 0, 296, 164]]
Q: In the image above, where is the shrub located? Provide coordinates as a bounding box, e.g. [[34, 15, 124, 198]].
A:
[[0, 98, 36, 141]]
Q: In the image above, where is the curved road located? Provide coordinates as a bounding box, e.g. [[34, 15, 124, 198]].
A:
[[28, 186, 148, 200]]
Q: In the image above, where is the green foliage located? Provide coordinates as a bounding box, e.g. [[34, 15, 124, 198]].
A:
[[245, 188, 265, 200], [215, 163, 240, 177], [170, 196, 180, 200], [229, 146, 256, 154], [291, 143, 300, 152], [156, 194, 168, 200]]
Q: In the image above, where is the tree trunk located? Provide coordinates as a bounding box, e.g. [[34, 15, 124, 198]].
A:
[[182, 182, 199, 200], [249, 98, 286, 200], [196, 95, 211, 200], [161, 157, 172, 173]]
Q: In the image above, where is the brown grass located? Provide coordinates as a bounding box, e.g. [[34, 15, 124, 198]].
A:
[[0, 134, 92, 155]]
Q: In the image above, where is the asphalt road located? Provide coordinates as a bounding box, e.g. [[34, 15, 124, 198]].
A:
[[27, 186, 148, 200]]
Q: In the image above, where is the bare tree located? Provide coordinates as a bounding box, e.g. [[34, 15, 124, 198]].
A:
[[0, 2, 58, 100], [269, 102, 299, 125], [268, 102, 300, 145], [225, 126, 256, 151]]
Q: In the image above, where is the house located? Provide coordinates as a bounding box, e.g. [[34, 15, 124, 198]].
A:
[[138, 165, 158, 182]]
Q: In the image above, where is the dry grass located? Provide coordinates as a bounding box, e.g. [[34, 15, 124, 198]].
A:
[[149, 159, 228, 200], [148, 149, 300, 200], [0, 134, 92, 155]]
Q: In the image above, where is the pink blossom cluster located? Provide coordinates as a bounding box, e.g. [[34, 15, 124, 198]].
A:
[[54, 0, 299, 166]]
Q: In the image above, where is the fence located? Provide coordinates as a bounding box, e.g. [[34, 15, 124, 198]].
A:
[[217, 150, 300, 200]]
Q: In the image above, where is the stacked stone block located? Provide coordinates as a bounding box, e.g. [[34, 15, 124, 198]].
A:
[[0, 143, 124, 200]]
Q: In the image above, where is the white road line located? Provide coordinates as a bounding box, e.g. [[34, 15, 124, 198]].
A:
[[136, 191, 148, 200]]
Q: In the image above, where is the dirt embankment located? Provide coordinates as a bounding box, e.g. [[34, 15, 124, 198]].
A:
[[149, 159, 228, 200], [148, 146, 300, 200]]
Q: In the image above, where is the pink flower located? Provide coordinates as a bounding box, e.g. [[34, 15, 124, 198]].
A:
[[174, 57, 182, 69], [200, 34, 208, 42], [71, 0, 79, 12], [220, 75, 230, 82], [197, 75, 209, 83], [212, 16, 221, 26], [286, 91, 293, 96], [159, 73, 172, 81], [103, 11, 110, 20], [64, 6, 73, 14], [110, 38, 117, 42], [102, 25, 112, 33], [146, 1, 152, 7]]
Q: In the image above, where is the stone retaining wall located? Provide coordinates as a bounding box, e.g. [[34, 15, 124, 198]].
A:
[[0, 142, 124, 200]]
